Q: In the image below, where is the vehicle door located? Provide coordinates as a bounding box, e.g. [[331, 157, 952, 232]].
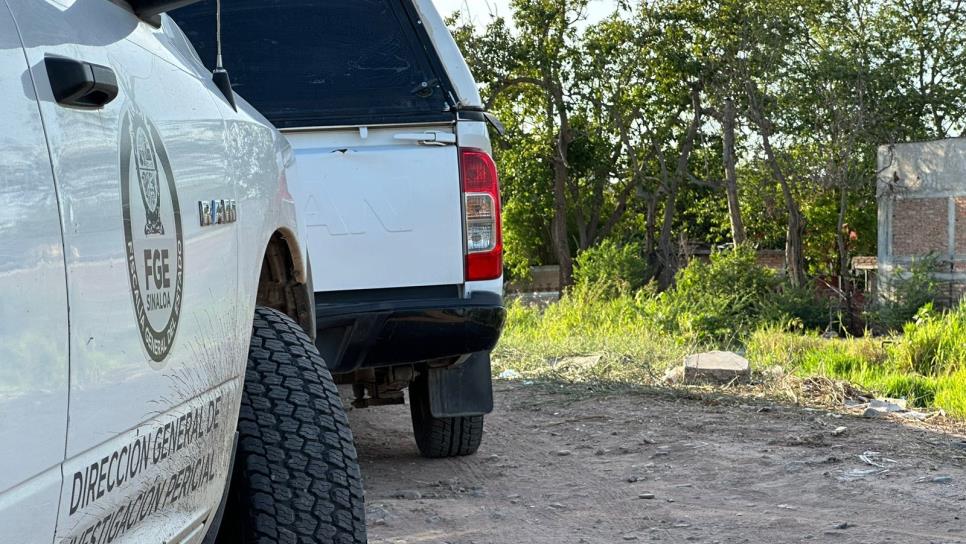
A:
[[5, 1, 241, 542], [0, 4, 70, 543]]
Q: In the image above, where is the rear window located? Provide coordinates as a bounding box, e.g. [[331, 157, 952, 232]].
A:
[[171, 0, 453, 128]]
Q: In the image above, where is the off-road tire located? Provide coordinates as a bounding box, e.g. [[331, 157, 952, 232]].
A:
[[409, 372, 484, 458], [218, 307, 366, 544]]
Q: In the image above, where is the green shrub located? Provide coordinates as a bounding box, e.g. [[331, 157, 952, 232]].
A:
[[745, 325, 828, 367], [935, 370, 966, 418], [573, 240, 647, 296], [880, 374, 938, 408], [763, 284, 831, 332], [866, 256, 939, 331], [794, 342, 887, 384], [656, 246, 780, 343], [893, 303, 966, 376]]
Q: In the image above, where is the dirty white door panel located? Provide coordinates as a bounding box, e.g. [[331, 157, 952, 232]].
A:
[[0, 4, 69, 542]]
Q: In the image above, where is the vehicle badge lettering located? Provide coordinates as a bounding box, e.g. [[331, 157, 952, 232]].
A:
[[120, 106, 184, 365], [199, 199, 237, 227]]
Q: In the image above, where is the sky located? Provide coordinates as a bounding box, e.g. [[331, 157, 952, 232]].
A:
[[431, 0, 616, 29]]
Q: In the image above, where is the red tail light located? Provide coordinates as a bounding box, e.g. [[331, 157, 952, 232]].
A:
[[461, 148, 502, 281]]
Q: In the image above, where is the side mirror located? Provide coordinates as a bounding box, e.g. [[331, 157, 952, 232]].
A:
[[129, 0, 202, 18]]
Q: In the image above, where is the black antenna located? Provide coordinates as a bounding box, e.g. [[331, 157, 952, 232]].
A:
[[211, 0, 237, 110]]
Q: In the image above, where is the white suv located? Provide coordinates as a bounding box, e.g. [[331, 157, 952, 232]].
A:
[[173, 0, 506, 458], [0, 1, 364, 542]]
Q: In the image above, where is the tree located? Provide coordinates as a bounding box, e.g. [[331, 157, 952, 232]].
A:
[[880, 0, 966, 137], [446, 0, 966, 295]]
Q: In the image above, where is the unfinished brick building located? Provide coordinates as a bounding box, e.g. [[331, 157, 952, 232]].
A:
[[878, 139, 966, 306]]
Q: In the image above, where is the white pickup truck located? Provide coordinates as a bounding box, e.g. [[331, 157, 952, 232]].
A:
[[0, 1, 365, 543], [173, 0, 506, 458]]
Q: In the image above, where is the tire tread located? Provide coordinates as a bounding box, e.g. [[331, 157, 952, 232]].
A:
[[228, 307, 366, 544], [409, 374, 484, 458]]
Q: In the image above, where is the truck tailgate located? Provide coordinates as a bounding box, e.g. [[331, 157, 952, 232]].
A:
[[286, 128, 464, 292]]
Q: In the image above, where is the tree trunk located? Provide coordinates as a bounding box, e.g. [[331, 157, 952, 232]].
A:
[[835, 185, 849, 280], [656, 91, 704, 290], [551, 156, 573, 289], [745, 82, 807, 288], [722, 97, 746, 246], [760, 130, 807, 287], [656, 186, 681, 290], [835, 185, 858, 332], [784, 205, 807, 288], [547, 73, 575, 290]]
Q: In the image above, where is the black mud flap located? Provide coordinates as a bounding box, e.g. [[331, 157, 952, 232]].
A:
[[428, 352, 494, 418]]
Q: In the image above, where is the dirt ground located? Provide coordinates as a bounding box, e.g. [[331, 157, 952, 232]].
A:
[[349, 381, 966, 544]]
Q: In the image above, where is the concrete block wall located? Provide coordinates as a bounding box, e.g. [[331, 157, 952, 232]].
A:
[[878, 140, 966, 307]]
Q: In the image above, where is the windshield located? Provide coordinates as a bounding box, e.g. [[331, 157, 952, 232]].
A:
[[171, 0, 453, 128]]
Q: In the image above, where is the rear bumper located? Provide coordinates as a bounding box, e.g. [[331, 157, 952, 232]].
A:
[[314, 290, 505, 374]]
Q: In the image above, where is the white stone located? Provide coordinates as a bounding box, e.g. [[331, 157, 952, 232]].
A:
[[869, 398, 907, 412], [683, 351, 751, 384]]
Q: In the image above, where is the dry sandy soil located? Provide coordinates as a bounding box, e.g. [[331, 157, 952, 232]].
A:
[[349, 381, 966, 544]]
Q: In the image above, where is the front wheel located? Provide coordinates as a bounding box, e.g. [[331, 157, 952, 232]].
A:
[[218, 307, 367, 544], [409, 372, 484, 458]]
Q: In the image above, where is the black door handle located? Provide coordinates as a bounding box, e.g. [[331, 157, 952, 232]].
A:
[[45, 57, 119, 108]]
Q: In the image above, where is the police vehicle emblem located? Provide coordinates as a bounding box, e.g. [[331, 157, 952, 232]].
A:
[[120, 107, 184, 365], [136, 128, 165, 236]]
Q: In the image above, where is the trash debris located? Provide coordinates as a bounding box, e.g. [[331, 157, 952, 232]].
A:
[[831, 426, 848, 436], [898, 410, 928, 421], [663, 365, 685, 384], [858, 451, 896, 469], [848, 396, 946, 421], [915, 475, 953, 484], [393, 489, 422, 500], [870, 398, 907, 412], [838, 468, 888, 482], [551, 355, 601, 370], [498, 369, 522, 380]]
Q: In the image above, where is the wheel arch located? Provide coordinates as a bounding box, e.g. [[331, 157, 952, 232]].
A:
[[255, 228, 315, 338]]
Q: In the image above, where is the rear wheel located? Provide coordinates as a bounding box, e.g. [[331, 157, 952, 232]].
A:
[[218, 307, 366, 544], [409, 371, 484, 458]]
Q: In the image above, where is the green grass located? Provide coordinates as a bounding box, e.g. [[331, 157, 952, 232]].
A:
[[741, 304, 966, 416], [495, 290, 966, 419], [493, 290, 694, 384]]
